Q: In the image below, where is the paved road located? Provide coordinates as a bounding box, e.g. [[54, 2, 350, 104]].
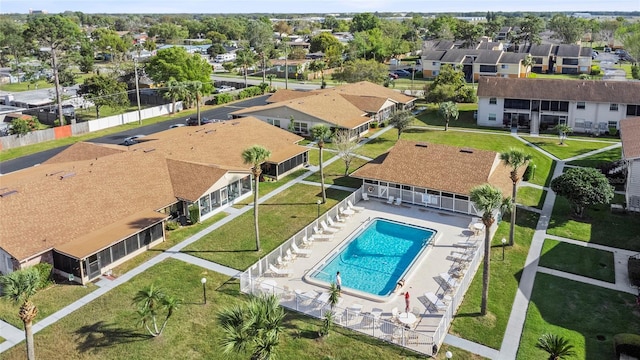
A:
[[0, 95, 269, 175]]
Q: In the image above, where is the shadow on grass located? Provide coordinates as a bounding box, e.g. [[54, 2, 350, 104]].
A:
[[75, 321, 151, 352]]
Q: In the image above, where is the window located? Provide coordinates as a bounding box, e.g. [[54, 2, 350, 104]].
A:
[[562, 58, 579, 65], [627, 105, 640, 116], [610, 103, 618, 111], [501, 64, 509, 69], [577, 102, 585, 109], [267, 119, 281, 127], [293, 122, 308, 133], [489, 97, 497, 105], [608, 121, 618, 129], [488, 113, 497, 121], [574, 120, 585, 130], [432, 61, 439, 66], [504, 99, 530, 110], [479, 65, 497, 73]]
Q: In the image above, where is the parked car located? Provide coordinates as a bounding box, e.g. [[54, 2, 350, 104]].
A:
[[604, 46, 611, 53], [186, 117, 213, 126], [121, 135, 145, 146], [388, 72, 399, 79], [215, 85, 236, 93], [169, 123, 185, 129], [393, 69, 412, 77]]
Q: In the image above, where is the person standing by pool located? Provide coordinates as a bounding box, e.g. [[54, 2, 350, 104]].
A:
[[336, 271, 342, 295], [405, 291, 410, 313]]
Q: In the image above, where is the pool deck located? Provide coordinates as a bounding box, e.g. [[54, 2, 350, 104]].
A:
[[256, 198, 481, 350]]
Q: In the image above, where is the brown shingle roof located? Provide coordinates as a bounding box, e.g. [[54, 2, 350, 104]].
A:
[[351, 140, 514, 197], [318, 81, 416, 105], [339, 94, 389, 113], [620, 117, 640, 159], [166, 159, 240, 201], [477, 77, 640, 104], [266, 89, 314, 103], [44, 142, 126, 164]]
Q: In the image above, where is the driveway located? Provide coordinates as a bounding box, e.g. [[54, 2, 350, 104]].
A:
[[596, 53, 628, 81]]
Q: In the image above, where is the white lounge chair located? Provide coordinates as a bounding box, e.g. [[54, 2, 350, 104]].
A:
[[424, 292, 448, 312], [446, 252, 473, 263], [313, 225, 324, 234], [327, 217, 346, 229], [362, 192, 370, 201], [453, 241, 479, 249], [321, 220, 340, 234], [311, 233, 334, 241], [386, 196, 395, 205], [291, 242, 312, 257], [285, 248, 296, 261], [269, 264, 293, 277], [340, 206, 355, 217], [335, 214, 347, 223], [276, 255, 289, 268], [438, 272, 459, 289], [394, 197, 402, 206], [301, 235, 313, 247], [347, 200, 365, 212]]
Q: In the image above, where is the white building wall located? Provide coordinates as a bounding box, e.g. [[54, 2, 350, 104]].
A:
[[477, 97, 504, 127], [627, 160, 640, 212], [0, 247, 14, 275]]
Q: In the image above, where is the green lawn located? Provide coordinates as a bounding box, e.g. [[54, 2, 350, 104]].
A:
[[233, 169, 308, 208], [182, 184, 350, 270], [357, 128, 398, 160], [1, 259, 439, 360], [111, 212, 228, 277], [517, 273, 640, 360], [304, 156, 368, 188], [307, 148, 336, 167], [566, 147, 622, 168], [0, 80, 53, 92], [521, 136, 615, 160], [0, 281, 97, 329], [516, 186, 547, 209], [449, 209, 540, 349], [539, 239, 615, 283], [547, 196, 640, 252], [76, 105, 143, 122], [413, 103, 485, 130]]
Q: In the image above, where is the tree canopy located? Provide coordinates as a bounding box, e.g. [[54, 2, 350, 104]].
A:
[[548, 14, 587, 44], [550, 167, 614, 218], [350, 12, 381, 33], [310, 32, 343, 53], [146, 46, 213, 93], [78, 75, 129, 118], [331, 59, 387, 84]]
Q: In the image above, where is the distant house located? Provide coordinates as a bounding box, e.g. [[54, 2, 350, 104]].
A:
[[519, 44, 592, 74], [620, 117, 640, 212], [421, 48, 528, 80], [351, 140, 517, 215], [477, 77, 640, 134], [0, 117, 308, 280]]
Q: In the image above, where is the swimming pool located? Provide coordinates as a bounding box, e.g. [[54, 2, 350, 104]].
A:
[[307, 218, 436, 299]]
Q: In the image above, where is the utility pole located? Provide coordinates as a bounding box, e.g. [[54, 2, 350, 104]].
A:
[[134, 51, 142, 125]]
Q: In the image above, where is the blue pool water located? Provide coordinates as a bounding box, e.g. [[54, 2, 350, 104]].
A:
[[310, 218, 436, 297]]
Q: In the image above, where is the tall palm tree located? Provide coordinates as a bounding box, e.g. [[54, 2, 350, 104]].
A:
[[499, 148, 532, 246], [0, 268, 41, 360], [185, 81, 203, 126], [439, 101, 459, 131], [470, 184, 511, 316], [388, 110, 413, 140], [309, 60, 327, 88], [242, 145, 272, 251], [132, 285, 181, 337], [536, 333, 576, 360], [280, 39, 291, 90], [219, 294, 285, 360], [163, 78, 186, 114], [311, 124, 332, 203], [553, 124, 573, 145], [235, 49, 257, 89], [523, 54, 534, 77]]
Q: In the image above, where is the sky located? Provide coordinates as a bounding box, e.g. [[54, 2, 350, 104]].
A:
[[1, 0, 639, 14]]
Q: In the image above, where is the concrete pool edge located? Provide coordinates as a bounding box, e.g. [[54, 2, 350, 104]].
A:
[[302, 217, 442, 303]]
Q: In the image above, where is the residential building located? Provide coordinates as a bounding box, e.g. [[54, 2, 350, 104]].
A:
[[351, 140, 518, 215], [476, 77, 640, 134], [0, 117, 308, 281], [229, 81, 416, 138], [421, 49, 528, 80], [521, 44, 592, 74], [620, 117, 640, 212]]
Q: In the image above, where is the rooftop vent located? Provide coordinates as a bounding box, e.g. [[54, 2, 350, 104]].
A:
[[0, 189, 18, 197], [460, 148, 474, 154], [143, 148, 156, 153], [47, 170, 64, 177], [60, 172, 76, 180], [205, 129, 216, 134], [415, 142, 428, 148]]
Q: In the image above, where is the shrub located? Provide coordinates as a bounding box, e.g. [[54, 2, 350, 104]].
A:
[[614, 334, 640, 358], [369, 122, 378, 129], [579, 74, 591, 80], [456, 86, 477, 103], [528, 73, 537, 78], [590, 65, 601, 76], [523, 162, 536, 181], [632, 65, 640, 80], [32, 263, 54, 289], [11, 116, 40, 135], [214, 93, 233, 105], [165, 221, 180, 231], [188, 204, 200, 224]]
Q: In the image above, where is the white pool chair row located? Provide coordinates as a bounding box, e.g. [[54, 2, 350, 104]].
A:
[[269, 264, 293, 277], [327, 217, 345, 229], [320, 220, 340, 234], [385, 196, 402, 206], [438, 272, 459, 290], [291, 242, 312, 257], [424, 292, 448, 312], [340, 206, 355, 217], [347, 200, 364, 212]]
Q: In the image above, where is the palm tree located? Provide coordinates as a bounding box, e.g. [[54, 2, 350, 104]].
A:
[[163, 78, 185, 114], [470, 184, 511, 316], [522, 54, 534, 77], [499, 148, 532, 246], [219, 294, 285, 360], [235, 49, 257, 89], [280, 39, 291, 89], [133, 285, 181, 337], [242, 145, 272, 251], [536, 333, 576, 360], [185, 81, 203, 126], [0, 268, 41, 360], [388, 110, 413, 140], [266, 74, 277, 90], [311, 124, 332, 204], [553, 124, 573, 145], [439, 101, 459, 131], [309, 60, 327, 88]]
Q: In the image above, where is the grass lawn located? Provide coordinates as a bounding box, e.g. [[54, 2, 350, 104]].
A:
[[75, 105, 143, 122], [521, 136, 614, 160], [0, 80, 53, 92], [449, 209, 540, 349], [0, 280, 97, 329], [2, 259, 437, 360], [304, 156, 368, 188], [307, 148, 336, 166], [413, 103, 484, 130], [111, 212, 228, 277], [547, 196, 640, 252], [182, 184, 350, 270], [233, 169, 308, 208], [357, 128, 398, 159], [516, 187, 547, 209], [539, 239, 615, 283], [566, 147, 622, 168], [517, 273, 640, 360]]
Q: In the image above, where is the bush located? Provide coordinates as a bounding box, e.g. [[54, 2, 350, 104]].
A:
[[214, 93, 234, 105], [165, 221, 180, 231], [579, 74, 591, 80], [189, 204, 200, 224], [369, 122, 378, 129], [632, 65, 640, 80], [32, 263, 54, 289], [523, 162, 536, 181], [591, 65, 601, 76], [614, 334, 640, 358], [456, 86, 477, 103], [238, 86, 264, 99], [528, 73, 537, 78], [11, 116, 40, 135]]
